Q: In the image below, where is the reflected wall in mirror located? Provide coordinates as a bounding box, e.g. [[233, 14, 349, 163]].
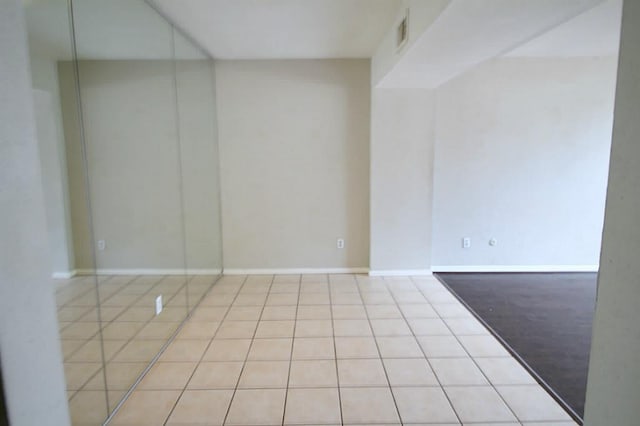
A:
[[25, 0, 222, 424]]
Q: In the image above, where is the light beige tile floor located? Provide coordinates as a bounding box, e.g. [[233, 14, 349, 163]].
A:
[[54, 274, 218, 425], [100, 274, 578, 426]]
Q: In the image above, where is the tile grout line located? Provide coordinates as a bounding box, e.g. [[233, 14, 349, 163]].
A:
[[327, 275, 345, 426], [102, 274, 224, 425], [280, 275, 303, 426], [221, 274, 276, 426], [385, 276, 464, 426], [411, 275, 523, 425], [160, 274, 248, 426], [354, 275, 404, 425]]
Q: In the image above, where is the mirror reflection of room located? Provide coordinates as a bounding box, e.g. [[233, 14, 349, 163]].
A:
[[24, 0, 222, 423]]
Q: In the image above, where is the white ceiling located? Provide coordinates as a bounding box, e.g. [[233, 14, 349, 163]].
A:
[[506, 0, 622, 57], [150, 0, 404, 59]]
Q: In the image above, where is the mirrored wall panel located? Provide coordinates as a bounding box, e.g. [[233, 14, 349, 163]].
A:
[[25, 0, 222, 424]]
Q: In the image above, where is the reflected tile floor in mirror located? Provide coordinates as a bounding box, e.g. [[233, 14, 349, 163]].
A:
[[55, 274, 218, 425], [82, 274, 578, 426]]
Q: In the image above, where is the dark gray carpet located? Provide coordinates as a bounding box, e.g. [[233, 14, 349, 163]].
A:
[[435, 272, 597, 422]]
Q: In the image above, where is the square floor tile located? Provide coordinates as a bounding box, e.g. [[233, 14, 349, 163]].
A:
[[289, 360, 337, 387], [262, 306, 297, 320], [393, 387, 458, 424], [138, 362, 196, 390], [292, 337, 335, 360], [332, 305, 367, 319], [475, 357, 536, 385], [333, 320, 372, 337], [300, 283, 329, 292], [166, 389, 233, 425], [85, 363, 146, 390], [432, 303, 473, 318], [233, 293, 267, 306], [496, 385, 573, 422], [376, 336, 424, 358], [110, 390, 181, 425], [175, 320, 220, 340], [370, 319, 412, 336], [365, 305, 403, 319], [383, 358, 438, 386], [266, 293, 299, 306], [295, 320, 333, 337], [248, 338, 293, 360], [407, 318, 451, 335], [226, 306, 262, 321], [297, 305, 332, 320], [226, 389, 286, 425], [160, 339, 209, 362], [270, 283, 300, 293], [111, 340, 165, 362], [284, 388, 341, 425], [430, 357, 488, 385], [458, 335, 510, 357], [444, 317, 489, 335], [445, 386, 517, 423], [63, 363, 102, 390], [216, 321, 258, 339], [335, 336, 379, 359], [68, 390, 109, 425], [202, 339, 251, 361], [338, 359, 388, 386], [340, 387, 400, 424], [238, 360, 290, 388], [136, 321, 180, 340], [331, 293, 363, 305], [255, 320, 295, 338], [191, 307, 228, 321], [393, 291, 427, 304], [417, 335, 467, 358], [361, 292, 395, 305], [299, 293, 331, 305], [398, 303, 439, 318], [187, 362, 243, 389]]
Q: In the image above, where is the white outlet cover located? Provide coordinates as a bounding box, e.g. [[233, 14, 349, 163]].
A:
[[155, 295, 163, 315]]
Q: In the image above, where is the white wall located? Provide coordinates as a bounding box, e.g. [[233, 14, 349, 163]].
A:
[[0, 0, 70, 423], [59, 60, 222, 273], [584, 1, 640, 423], [216, 59, 370, 271], [29, 54, 75, 276], [431, 56, 617, 269], [370, 88, 435, 273]]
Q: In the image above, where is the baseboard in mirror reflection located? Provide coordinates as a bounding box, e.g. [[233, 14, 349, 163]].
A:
[[368, 269, 432, 276], [74, 268, 222, 276], [223, 267, 369, 275]]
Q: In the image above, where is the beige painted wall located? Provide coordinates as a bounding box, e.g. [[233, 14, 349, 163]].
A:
[[216, 59, 371, 271], [0, 0, 70, 423], [584, 1, 640, 424], [370, 88, 435, 273], [59, 59, 221, 272]]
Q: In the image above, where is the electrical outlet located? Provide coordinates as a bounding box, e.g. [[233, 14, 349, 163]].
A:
[[155, 295, 163, 315], [97, 240, 106, 251], [337, 238, 345, 249], [462, 237, 471, 249]]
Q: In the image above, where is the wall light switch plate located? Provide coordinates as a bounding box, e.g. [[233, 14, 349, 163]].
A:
[[337, 238, 345, 249], [462, 237, 471, 248]]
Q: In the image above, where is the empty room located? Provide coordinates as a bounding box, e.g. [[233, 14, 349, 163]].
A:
[[2, 0, 639, 426]]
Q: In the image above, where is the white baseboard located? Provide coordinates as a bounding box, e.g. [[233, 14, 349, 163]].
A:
[[52, 270, 77, 279], [368, 269, 432, 277], [431, 265, 599, 273], [223, 267, 369, 275], [75, 268, 222, 276]]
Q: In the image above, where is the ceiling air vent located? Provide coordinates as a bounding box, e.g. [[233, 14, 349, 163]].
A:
[[396, 9, 409, 51]]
